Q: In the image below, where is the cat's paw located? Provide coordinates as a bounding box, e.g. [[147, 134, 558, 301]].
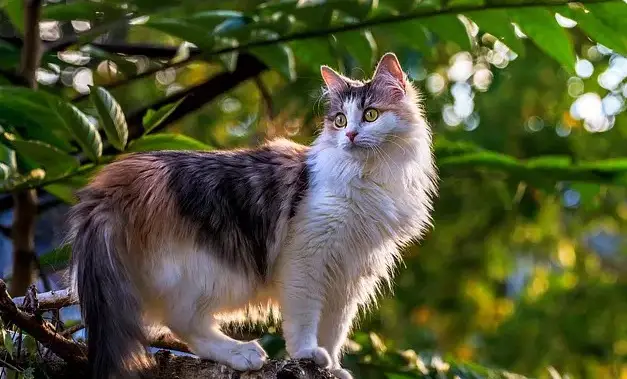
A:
[[227, 340, 268, 371], [331, 367, 354, 379], [292, 346, 332, 368]]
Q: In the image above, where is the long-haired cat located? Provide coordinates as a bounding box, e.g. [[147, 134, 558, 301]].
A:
[[68, 52, 437, 379]]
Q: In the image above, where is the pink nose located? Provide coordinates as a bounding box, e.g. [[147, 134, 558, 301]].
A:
[[346, 131, 358, 142]]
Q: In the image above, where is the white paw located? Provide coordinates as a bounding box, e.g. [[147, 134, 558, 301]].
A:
[[227, 340, 268, 371], [292, 346, 332, 368], [331, 367, 353, 379]]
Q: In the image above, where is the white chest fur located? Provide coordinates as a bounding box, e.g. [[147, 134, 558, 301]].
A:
[[283, 141, 435, 293]]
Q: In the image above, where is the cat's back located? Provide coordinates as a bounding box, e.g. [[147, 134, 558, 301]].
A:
[[72, 138, 311, 276]]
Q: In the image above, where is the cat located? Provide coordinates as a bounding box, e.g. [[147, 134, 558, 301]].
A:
[[68, 52, 438, 379]]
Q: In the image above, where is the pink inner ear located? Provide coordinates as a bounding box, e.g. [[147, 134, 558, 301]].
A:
[[373, 54, 406, 100], [374, 54, 406, 89], [321, 66, 348, 92]]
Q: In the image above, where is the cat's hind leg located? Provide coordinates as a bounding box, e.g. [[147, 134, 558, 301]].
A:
[[165, 309, 267, 371], [152, 252, 268, 371]]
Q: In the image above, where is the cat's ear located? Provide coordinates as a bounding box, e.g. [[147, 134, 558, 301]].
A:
[[321, 65, 348, 92], [372, 52, 406, 96]]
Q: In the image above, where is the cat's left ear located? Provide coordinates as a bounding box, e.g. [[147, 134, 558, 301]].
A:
[[321, 65, 348, 92], [372, 52, 406, 96]]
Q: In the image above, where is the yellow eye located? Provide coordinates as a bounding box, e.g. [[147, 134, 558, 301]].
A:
[[334, 113, 347, 128], [364, 108, 379, 122]]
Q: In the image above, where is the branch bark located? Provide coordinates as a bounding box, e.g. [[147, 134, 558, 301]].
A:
[[0, 281, 87, 365], [1, 349, 335, 379], [1, 282, 335, 379]]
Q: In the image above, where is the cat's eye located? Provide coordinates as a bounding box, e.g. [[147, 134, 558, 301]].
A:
[[334, 113, 347, 128], [364, 108, 379, 122]]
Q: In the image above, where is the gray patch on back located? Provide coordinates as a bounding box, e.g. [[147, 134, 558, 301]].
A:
[[151, 142, 310, 279]]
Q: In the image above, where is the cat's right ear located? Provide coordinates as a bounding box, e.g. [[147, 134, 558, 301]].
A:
[[321, 66, 347, 92]]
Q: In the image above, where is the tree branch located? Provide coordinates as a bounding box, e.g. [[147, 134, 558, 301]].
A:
[[0, 281, 87, 365], [3, 284, 334, 378], [0, 348, 335, 379], [13, 288, 73, 310], [124, 53, 267, 140]]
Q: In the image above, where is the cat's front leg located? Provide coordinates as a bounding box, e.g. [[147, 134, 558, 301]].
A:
[[278, 256, 332, 369], [318, 294, 359, 379]]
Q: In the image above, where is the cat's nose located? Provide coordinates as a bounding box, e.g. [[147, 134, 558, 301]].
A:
[[346, 131, 358, 142]]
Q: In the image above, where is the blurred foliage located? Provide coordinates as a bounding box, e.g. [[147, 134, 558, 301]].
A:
[[1, 0, 627, 378]]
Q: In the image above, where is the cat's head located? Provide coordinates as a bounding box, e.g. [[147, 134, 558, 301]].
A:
[[318, 52, 425, 153]]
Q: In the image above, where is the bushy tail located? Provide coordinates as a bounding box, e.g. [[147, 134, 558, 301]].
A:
[[69, 193, 150, 379]]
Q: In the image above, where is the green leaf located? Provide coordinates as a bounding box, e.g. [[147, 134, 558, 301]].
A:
[[0, 41, 20, 70], [81, 45, 137, 76], [250, 44, 296, 81], [45, 169, 95, 204], [42, 2, 124, 22], [127, 134, 212, 152], [0, 142, 16, 170], [142, 98, 185, 135], [335, 30, 378, 71], [0, 88, 78, 152], [332, 0, 376, 20], [510, 8, 576, 72], [466, 9, 525, 55], [45, 182, 78, 204], [52, 100, 103, 162], [39, 244, 72, 270], [423, 14, 471, 50], [585, 2, 627, 32], [290, 38, 337, 72], [2, 327, 14, 358], [0, 163, 10, 181], [559, 4, 627, 56], [145, 18, 215, 51], [375, 20, 429, 53], [0, 142, 16, 181], [2, 0, 24, 35], [90, 87, 128, 151], [185, 10, 246, 30], [10, 139, 79, 179]]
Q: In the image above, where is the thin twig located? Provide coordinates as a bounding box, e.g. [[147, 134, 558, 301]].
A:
[[0, 280, 87, 365], [61, 323, 84, 337], [13, 288, 74, 310]]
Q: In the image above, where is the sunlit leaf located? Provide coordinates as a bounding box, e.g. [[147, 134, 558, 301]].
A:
[[48, 99, 102, 162], [510, 8, 575, 72], [250, 44, 296, 81], [466, 9, 525, 55], [10, 139, 79, 178], [90, 86, 128, 151], [127, 133, 212, 152], [142, 98, 186, 135], [560, 4, 627, 56]]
